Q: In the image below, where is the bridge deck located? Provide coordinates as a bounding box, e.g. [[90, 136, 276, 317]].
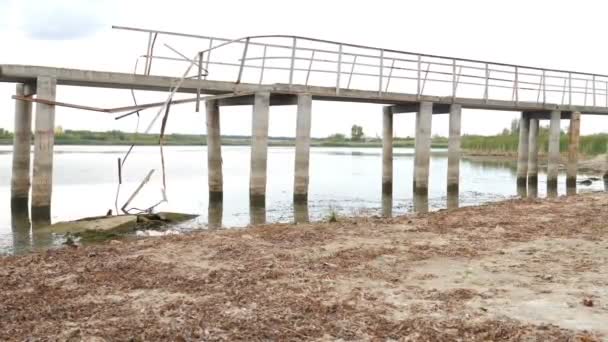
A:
[[2, 64, 608, 115]]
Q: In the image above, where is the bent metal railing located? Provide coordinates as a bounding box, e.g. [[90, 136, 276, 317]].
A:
[[114, 25, 608, 109]]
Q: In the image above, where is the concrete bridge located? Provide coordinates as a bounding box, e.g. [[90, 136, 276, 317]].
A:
[[2, 26, 605, 223]]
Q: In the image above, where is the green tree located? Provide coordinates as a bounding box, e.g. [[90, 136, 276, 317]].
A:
[[351, 125, 364, 141], [509, 119, 519, 135]]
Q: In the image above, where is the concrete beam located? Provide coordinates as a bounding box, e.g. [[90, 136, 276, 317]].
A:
[[391, 103, 450, 114], [382, 106, 393, 195], [547, 110, 561, 188], [11, 83, 34, 211], [527, 118, 539, 187], [525, 111, 571, 120], [413, 102, 433, 195], [249, 92, 270, 207], [447, 104, 461, 194], [31, 76, 56, 223], [516, 112, 530, 187], [218, 93, 298, 107], [567, 111, 581, 188], [5, 65, 608, 114], [206, 99, 222, 202], [294, 94, 312, 203]]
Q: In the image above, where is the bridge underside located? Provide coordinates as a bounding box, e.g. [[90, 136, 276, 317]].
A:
[[2, 64, 608, 115], [0, 64, 592, 224]]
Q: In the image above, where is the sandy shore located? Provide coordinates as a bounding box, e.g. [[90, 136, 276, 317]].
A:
[[1, 194, 607, 341]]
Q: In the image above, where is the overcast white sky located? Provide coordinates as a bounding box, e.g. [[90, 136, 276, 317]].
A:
[[1, 0, 607, 138]]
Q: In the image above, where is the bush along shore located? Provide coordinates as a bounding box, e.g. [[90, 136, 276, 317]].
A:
[[0, 128, 606, 156]]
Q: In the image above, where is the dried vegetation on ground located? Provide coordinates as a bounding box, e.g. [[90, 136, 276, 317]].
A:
[[1, 194, 607, 341]]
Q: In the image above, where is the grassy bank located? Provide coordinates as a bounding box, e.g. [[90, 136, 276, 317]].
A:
[[463, 133, 608, 156], [1, 129, 605, 154]]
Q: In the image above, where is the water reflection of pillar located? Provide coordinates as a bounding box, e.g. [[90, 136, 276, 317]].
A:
[[447, 192, 459, 210], [517, 184, 527, 198], [208, 201, 223, 229], [294, 202, 309, 223], [250, 205, 266, 225], [528, 181, 538, 198], [381, 194, 392, 218], [413, 193, 429, 214], [547, 182, 558, 198], [30, 221, 54, 251], [11, 207, 32, 253]]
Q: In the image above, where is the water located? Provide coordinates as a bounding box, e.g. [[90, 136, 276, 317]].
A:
[[0, 145, 604, 254]]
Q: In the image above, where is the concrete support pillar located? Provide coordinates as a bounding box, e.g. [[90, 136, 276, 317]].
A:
[[382, 106, 393, 195], [413, 193, 429, 213], [250, 92, 270, 207], [566, 111, 581, 189], [11, 83, 34, 210], [206, 100, 223, 202], [207, 201, 222, 229], [294, 202, 309, 223], [31, 76, 56, 223], [413, 102, 433, 195], [447, 104, 461, 194], [516, 112, 530, 187], [382, 194, 392, 218], [547, 110, 561, 188], [527, 118, 539, 187], [294, 94, 312, 203]]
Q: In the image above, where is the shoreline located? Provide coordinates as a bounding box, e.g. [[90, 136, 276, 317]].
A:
[[1, 194, 607, 340]]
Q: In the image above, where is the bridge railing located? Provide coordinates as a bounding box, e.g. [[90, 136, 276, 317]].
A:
[[114, 26, 608, 108]]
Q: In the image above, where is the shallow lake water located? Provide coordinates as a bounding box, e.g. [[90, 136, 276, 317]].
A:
[[0, 145, 604, 254]]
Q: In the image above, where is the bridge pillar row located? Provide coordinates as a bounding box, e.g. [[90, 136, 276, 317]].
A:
[[382, 106, 393, 196], [413, 102, 433, 195], [567, 111, 581, 189], [547, 110, 561, 190], [516, 112, 530, 187], [294, 93, 312, 203], [250, 92, 270, 208], [206, 99, 223, 202], [11, 83, 35, 211], [31, 76, 57, 223], [447, 104, 462, 194], [527, 118, 540, 187]]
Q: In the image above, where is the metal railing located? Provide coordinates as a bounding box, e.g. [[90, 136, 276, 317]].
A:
[[114, 26, 608, 108]]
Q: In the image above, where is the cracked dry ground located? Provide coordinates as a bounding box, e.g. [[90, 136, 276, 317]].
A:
[[1, 194, 608, 341]]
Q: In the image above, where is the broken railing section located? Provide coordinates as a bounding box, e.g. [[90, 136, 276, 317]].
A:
[[120, 169, 159, 214]]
